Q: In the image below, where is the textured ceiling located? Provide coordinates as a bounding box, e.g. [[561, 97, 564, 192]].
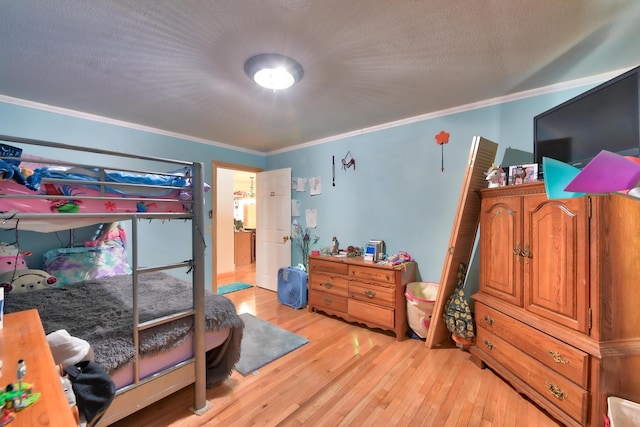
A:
[[1, 1, 640, 153]]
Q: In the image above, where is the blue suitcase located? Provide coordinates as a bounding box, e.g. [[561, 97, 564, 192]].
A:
[[277, 267, 308, 309]]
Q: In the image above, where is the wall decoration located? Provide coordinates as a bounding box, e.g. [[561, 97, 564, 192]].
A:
[[310, 177, 322, 195], [435, 131, 450, 172], [295, 177, 307, 192], [508, 164, 538, 185], [332, 155, 336, 187], [341, 151, 356, 171]]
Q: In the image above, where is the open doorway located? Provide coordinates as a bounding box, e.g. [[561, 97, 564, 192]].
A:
[[212, 162, 262, 293]]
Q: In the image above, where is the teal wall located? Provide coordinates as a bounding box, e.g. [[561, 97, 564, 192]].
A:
[[1, 81, 592, 291], [267, 85, 590, 290]]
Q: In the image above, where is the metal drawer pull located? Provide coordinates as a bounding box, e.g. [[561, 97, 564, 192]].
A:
[[483, 315, 494, 325], [513, 244, 522, 257], [363, 290, 376, 298], [547, 383, 568, 400], [322, 297, 333, 304], [522, 245, 533, 264], [548, 350, 569, 365], [483, 338, 494, 350], [322, 282, 334, 289]]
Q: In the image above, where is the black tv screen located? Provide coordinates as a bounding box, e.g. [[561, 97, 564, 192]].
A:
[[534, 65, 640, 169]]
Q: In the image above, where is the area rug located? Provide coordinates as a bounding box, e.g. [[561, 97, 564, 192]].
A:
[[235, 313, 309, 375], [218, 282, 253, 295]]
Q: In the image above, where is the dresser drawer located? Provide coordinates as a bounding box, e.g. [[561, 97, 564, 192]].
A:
[[349, 265, 395, 284], [475, 303, 588, 387], [477, 327, 588, 425], [349, 282, 395, 307], [348, 299, 394, 328], [309, 290, 348, 313], [310, 258, 349, 275], [310, 273, 348, 297]]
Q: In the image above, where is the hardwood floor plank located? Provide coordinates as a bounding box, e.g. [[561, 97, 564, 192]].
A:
[[110, 266, 562, 427]]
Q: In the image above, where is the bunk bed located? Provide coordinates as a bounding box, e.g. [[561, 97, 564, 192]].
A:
[[0, 135, 244, 425]]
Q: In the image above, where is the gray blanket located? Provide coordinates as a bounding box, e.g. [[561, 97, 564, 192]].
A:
[[4, 271, 244, 386]]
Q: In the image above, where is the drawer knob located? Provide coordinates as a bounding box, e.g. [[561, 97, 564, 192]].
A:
[[364, 290, 376, 298], [322, 297, 333, 304], [548, 350, 569, 365], [483, 338, 494, 350], [546, 382, 568, 400], [322, 282, 334, 289], [483, 315, 494, 326]]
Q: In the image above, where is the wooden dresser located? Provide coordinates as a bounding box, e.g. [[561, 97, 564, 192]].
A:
[[0, 309, 76, 426], [308, 255, 416, 341], [470, 182, 640, 427]]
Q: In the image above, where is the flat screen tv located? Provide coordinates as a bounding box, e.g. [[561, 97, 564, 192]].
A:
[[534, 65, 640, 171]]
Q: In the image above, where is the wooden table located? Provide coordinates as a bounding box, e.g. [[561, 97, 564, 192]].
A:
[[0, 309, 76, 426]]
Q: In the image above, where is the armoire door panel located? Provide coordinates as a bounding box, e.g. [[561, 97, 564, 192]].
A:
[[523, 196, 589, 333], [480, 198, 523, 306]]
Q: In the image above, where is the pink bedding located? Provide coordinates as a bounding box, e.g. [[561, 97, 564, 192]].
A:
[[0, 179, 191, 215]]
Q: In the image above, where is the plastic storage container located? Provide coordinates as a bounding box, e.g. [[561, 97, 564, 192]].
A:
[[607, 396, 640, 427], [405, 282, 439, 338]]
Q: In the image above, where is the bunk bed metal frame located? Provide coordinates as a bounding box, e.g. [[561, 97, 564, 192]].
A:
[[0, 135, 210, 425]]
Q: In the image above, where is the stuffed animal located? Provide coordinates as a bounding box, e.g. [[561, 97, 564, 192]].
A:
[[0, 269, 57, 293], [0, 242, 29, 275], [0, 242, 57, 293]]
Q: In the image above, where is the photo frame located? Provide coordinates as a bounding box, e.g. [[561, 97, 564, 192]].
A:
[[508, 164, 538, 185]]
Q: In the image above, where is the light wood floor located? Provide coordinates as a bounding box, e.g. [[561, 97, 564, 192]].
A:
[[111, 266, 561, 427]]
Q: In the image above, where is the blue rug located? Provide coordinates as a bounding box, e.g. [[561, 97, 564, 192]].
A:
[[235, 313, 309, 375], [218, 282, 253, 295]]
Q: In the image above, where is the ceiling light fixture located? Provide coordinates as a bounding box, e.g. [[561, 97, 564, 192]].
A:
[[244, 53, 304, 90]]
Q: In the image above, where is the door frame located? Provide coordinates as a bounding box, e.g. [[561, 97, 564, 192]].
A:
[[211, 161, 263, 293]]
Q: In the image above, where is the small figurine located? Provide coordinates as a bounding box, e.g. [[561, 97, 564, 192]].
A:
[[331, 237, 339, 255], [485, 164, 505, 188]]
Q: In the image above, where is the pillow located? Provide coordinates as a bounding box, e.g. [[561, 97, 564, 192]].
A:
[[43, 245, 132, 287]]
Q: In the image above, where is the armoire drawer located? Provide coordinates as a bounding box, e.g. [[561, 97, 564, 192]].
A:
[[349, 282, 395, 308], [348, 299, 394, 328], [309, 290, 348, 313], [310, 273, 349, 297], [475, 303, 588, 388], [476, 327, 588, 425]]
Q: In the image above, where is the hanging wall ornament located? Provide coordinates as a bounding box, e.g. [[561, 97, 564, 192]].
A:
[[341, 151, 355, 171], [435, 131, 450, 172], [332, 155, 336, 186]]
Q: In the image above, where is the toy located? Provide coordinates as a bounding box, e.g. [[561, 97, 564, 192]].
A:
[[0, 243, 57, 294], [387, 251, 414, 266], [0, 270, 57, 294], [0, 360, 41, 422], [484, 163, 504, 188], [0, 244, 28, 276]]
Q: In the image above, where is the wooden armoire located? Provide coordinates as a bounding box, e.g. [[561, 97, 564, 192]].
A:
[[470, 182, 640, 426]]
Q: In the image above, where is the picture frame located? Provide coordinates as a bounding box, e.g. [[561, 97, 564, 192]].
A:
[[508, 164, 538, 185]]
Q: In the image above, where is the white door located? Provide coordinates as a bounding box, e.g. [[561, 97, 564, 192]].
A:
[[256, 168, 291, 291]]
